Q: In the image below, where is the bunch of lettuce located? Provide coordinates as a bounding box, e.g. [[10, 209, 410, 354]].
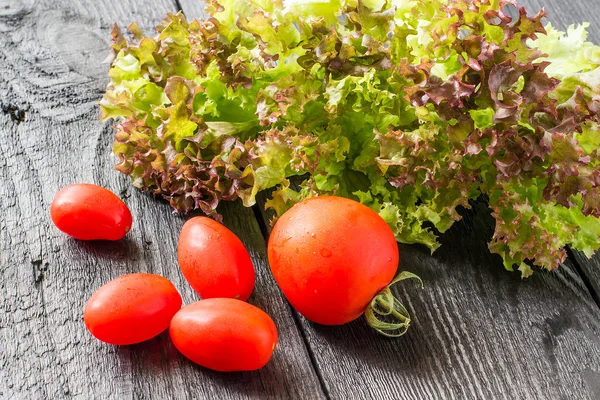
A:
[[101, 0, 600, 276]]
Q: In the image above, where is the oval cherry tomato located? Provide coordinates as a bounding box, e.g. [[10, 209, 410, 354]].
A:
[[84, 273, 182, 345], [177, 217, 255, 301], [50, 183, 132, 240], [267, 196, 399, 325], [169, 298, 277, 371]]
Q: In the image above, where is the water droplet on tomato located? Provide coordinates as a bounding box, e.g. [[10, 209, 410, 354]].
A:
[[320, 248, 332, 257], [311, 233, 316, 238], [388, 257, 392, 262]]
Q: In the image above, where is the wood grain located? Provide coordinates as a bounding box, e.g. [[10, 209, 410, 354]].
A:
[[255, 193, 600, 400], [523, 0, 600, 308], [0, 0, 323, 398], [175, 0, 208, 20], [525, 0, 600, 43], [569, 250, 600, 304]]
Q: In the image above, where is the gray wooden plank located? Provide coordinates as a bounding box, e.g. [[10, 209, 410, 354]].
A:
[[524, 0, 600, 307], [255, 192, 600, 400], [0, 0, 324, 399], [175, 0, 208, 20], [525, 0, 600, 43], [569, 250, 600, 303]]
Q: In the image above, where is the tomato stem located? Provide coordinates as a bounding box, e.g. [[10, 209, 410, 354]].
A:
[[364, 271, 423, 337]]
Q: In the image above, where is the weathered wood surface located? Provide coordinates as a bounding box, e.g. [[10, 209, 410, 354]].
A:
[[0, 0, 322, 399], [523, 0, 600, 308], [570, 250, 600, 305], [257, 195, 600, 399], [2, 0, 600, 399], [176, 0, 208, 20]]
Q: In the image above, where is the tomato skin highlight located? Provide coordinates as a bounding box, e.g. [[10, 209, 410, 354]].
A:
[[177, 217, 255, 301], [50, 183, 132, 240], [84, 273, 182, 345], [267, 196, 399, 325], [170, 299, 278, 372]]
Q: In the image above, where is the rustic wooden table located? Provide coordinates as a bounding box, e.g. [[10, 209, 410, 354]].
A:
[[2, 0, 600, 399]]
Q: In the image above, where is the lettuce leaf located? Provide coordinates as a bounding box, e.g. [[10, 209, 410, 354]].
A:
[[102, 0, 600, 276]]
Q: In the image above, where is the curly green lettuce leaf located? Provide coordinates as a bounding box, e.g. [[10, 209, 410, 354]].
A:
[[102, 0, 600, 276], [531, 23, 600, 77]]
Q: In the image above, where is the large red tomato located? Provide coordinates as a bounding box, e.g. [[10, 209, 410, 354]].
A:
[[170, 299, 277, 371], [84, 273, 182, 345], [177, 217, 255, 301], [50, 183, 132, 240], [267, 196, 399, 325]]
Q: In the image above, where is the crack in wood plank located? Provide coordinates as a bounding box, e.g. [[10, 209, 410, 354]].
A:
[[523, 0, 600, 351], [252, 191, 600, 399]]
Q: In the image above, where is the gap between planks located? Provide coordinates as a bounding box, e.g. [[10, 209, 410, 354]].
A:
[[173, 0, 184, 14], [566, 247, 600, 310], [172, 1, 333, 398], [251, 203, 333, 400]]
